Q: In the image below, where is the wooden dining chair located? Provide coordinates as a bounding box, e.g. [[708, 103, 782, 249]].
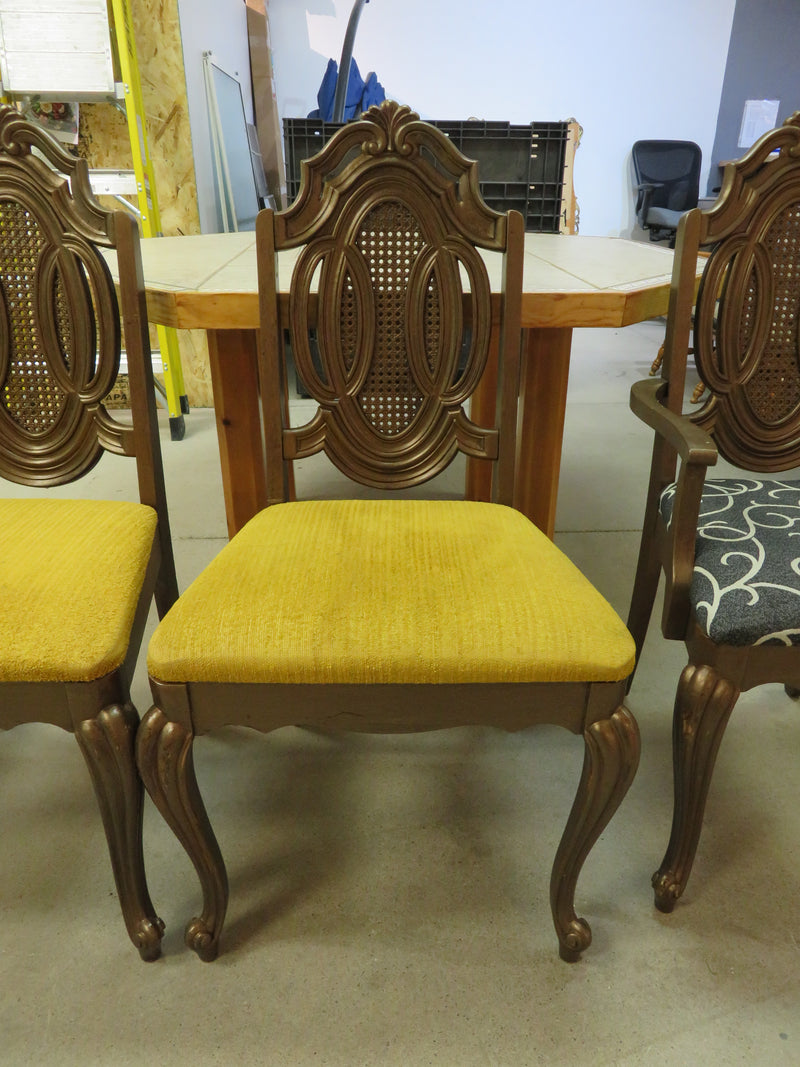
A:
[[627, 112, 800, 916], [137, 100, 639, 963], [0, 106, 178, 959]]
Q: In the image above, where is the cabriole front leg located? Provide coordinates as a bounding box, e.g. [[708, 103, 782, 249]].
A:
[[550, 706, 640, 961], [136, 707, 229, 961], [76, 703, 165, 961], [653, 663, 739, 912]]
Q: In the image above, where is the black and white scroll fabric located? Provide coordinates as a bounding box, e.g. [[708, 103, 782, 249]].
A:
[[659, 478, 800, 646]]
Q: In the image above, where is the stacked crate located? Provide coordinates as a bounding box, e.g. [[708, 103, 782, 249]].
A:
[[283, 118, 575, 233]]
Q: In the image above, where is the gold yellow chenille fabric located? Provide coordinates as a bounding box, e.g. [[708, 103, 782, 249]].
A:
[[0, 498, 157, 682], [148, 500, 635, 685]]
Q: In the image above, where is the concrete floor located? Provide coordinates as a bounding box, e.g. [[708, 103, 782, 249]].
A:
[[2, 320, 799, 1065]]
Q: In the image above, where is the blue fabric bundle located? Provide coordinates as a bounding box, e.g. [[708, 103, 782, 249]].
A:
[[309, 57, 385, 121]]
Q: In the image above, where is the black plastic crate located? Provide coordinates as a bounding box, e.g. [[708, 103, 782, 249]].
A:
[[282, 118, 347, 200], [283, 117, 570, 233]]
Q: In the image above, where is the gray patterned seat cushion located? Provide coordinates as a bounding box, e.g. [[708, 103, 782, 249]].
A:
[[659, 478, 800, 646]]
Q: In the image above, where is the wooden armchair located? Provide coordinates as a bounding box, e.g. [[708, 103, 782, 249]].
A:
[[137, 101, 639, 963], [0, 106, 178, 958], [627, 112, 800, 915]]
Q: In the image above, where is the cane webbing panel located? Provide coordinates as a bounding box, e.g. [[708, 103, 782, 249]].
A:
[[354, 200, 426, 436], [742, 203, 800, 423], [0, 201, 69, 434]]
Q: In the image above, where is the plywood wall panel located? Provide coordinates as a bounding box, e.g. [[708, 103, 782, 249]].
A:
[[79, 0, 213, 407]]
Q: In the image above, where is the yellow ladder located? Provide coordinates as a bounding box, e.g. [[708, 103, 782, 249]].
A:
[[108, 0, 188, 440]]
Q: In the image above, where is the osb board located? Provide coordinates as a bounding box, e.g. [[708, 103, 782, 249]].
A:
[[79, 0, 213, 407]]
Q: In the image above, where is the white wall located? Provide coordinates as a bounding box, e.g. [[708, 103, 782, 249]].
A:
[[177, 0, 254, 233], [267, 0, 737, 236]]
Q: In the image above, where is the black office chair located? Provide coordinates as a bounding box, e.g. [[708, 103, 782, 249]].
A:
[[632, 140, 701, 247]]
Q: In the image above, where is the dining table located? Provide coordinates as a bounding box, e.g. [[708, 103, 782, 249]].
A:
[[127, 231, 697, 539]]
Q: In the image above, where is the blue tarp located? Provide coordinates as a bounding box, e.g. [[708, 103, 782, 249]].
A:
[[309, 57, 385, 121]]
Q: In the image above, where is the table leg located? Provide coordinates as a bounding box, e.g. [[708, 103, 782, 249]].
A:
[[207, 329, 267, 538], [514, 327, 573, 539], [466, 326, 573, 538], [209, 324, 572, 540]]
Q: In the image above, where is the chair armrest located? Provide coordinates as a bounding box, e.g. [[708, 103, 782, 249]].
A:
[[634, 181, 663, 222], [630, 378, 717, 467]]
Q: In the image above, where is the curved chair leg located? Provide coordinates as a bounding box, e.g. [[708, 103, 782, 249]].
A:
[[550, 706, 640, 961], [652, 663, 739, 912], [76, 703, 165, 961], [136, 707, 228, 961]]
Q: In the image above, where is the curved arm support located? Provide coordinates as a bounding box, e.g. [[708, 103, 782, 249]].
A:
[[661, 456, 709, 639], [630, 378, 718, 466], [631, 377, 720, 640], [635, 181, 659, 225]]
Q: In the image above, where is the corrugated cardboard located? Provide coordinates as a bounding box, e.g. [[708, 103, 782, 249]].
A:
[[246, 0, 286, 207]]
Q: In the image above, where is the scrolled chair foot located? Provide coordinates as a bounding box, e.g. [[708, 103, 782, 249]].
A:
[[652, 869, 681, 914], [185, 917, 220, 962], [558, 918, 592, 962], [135, 916, 167, 962]]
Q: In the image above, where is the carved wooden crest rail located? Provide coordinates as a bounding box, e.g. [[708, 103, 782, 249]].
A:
[[269, 100, 512, 489]]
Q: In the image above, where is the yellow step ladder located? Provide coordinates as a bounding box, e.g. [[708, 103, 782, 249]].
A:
[[108, 0, 188, 440]]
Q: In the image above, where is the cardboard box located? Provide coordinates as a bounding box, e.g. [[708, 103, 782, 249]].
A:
[[246, 0, 286, 207]]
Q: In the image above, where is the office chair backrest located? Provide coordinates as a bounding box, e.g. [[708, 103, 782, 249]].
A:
[[258, 100, 524, 507]]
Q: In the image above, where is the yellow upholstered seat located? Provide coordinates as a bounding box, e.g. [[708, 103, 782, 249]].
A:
[[0, 499, 157, 682], [149, 500, 634, 686]]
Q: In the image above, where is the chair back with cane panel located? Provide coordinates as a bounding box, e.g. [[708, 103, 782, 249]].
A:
[[0, 105, 177, 959], [259, 101, 520, 504]]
